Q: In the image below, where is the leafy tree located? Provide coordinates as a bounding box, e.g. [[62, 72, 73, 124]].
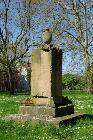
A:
[[51, 0, 93, 93], [62, 73, 78, 90], [0, 0, 40, 94], [62, 73, 87, 90], [24, 0, 93, 93]]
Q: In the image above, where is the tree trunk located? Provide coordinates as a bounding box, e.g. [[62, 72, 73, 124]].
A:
[[86, 63, 93, 94], [8, 67, 15, 95]]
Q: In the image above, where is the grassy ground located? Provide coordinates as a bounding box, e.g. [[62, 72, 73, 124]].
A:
[[0, 91, 93, 140], [64, 90, 93, 114], [0, 93, 28, 117]]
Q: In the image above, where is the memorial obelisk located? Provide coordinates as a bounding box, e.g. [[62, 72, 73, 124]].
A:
[[19, 29, 74, 118]]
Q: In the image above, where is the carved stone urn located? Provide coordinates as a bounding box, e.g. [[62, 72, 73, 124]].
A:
[[42, 28, 52, 44]]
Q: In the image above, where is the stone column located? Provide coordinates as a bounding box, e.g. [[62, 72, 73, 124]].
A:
[[31, 48, 62, 98]]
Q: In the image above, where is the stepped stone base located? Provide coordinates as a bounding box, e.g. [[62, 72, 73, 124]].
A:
[[2, 113, 84, 127], [2, 96, 78, 127], [19, 96, 74, 117], [2, 96, 82, 127], [20, 96, 74, 117], [19, 104, 74, 117]]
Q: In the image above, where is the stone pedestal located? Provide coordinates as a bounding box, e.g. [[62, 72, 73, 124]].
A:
[[31, 48, 62, 98], [19, 47, 74, 118]]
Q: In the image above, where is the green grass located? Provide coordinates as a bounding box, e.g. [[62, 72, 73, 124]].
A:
[[64, 90, 93, 114], [0, 91, 93, 140], [0, 119, 93, 140], [0, 93, 28, 116]]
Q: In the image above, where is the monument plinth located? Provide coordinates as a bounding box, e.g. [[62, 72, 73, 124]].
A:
[[19, 29, 74, 118], [31, 48, 62, 98]]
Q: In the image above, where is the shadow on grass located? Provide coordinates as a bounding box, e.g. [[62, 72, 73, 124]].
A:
[[83, 114, 93, 120], [59, 114, 93, 127]]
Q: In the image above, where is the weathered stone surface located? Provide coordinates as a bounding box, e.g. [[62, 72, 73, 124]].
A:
[[42, 29, 52, 45], [22, 96, 72, 107], [19, 104, 74, 117], [42, 44, 52, 51], [22, 97, 54, 106], [31, 48, 62, 98], [2, 113, 84, 127]]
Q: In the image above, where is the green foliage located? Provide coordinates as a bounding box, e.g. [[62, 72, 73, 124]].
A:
[[62, 74, 87, 90], [62, 73, 78, 90]]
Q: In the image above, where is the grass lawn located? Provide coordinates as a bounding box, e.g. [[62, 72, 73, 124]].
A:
[[64, 90, 93, 114], [0, 91, 93, 140]]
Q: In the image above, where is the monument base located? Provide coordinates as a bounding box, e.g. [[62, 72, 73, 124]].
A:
[[3, 113, 84, 127], [19, 104, 74, 117], [19, 96, 74, 117], [21, 96, 72, 107]]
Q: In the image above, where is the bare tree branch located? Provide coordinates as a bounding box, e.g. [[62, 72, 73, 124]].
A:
[[0, 28, 6, 47], [2, 0, 6, 7]]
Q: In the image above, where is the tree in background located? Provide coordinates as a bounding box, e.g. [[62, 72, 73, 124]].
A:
[[62, 73, 87, 91], [26, 61, 31, 90], [0, 0, 36, 94], [0, 0, 93, 94], [24, 0, 93, 93], [62, 74, 78, 90], [0, 67, 20, 92], [86, 61, 93, 93], [51, 0, 93, 93]]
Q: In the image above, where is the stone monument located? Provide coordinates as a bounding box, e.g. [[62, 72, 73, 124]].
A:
[[19, 29, 74, 119]]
